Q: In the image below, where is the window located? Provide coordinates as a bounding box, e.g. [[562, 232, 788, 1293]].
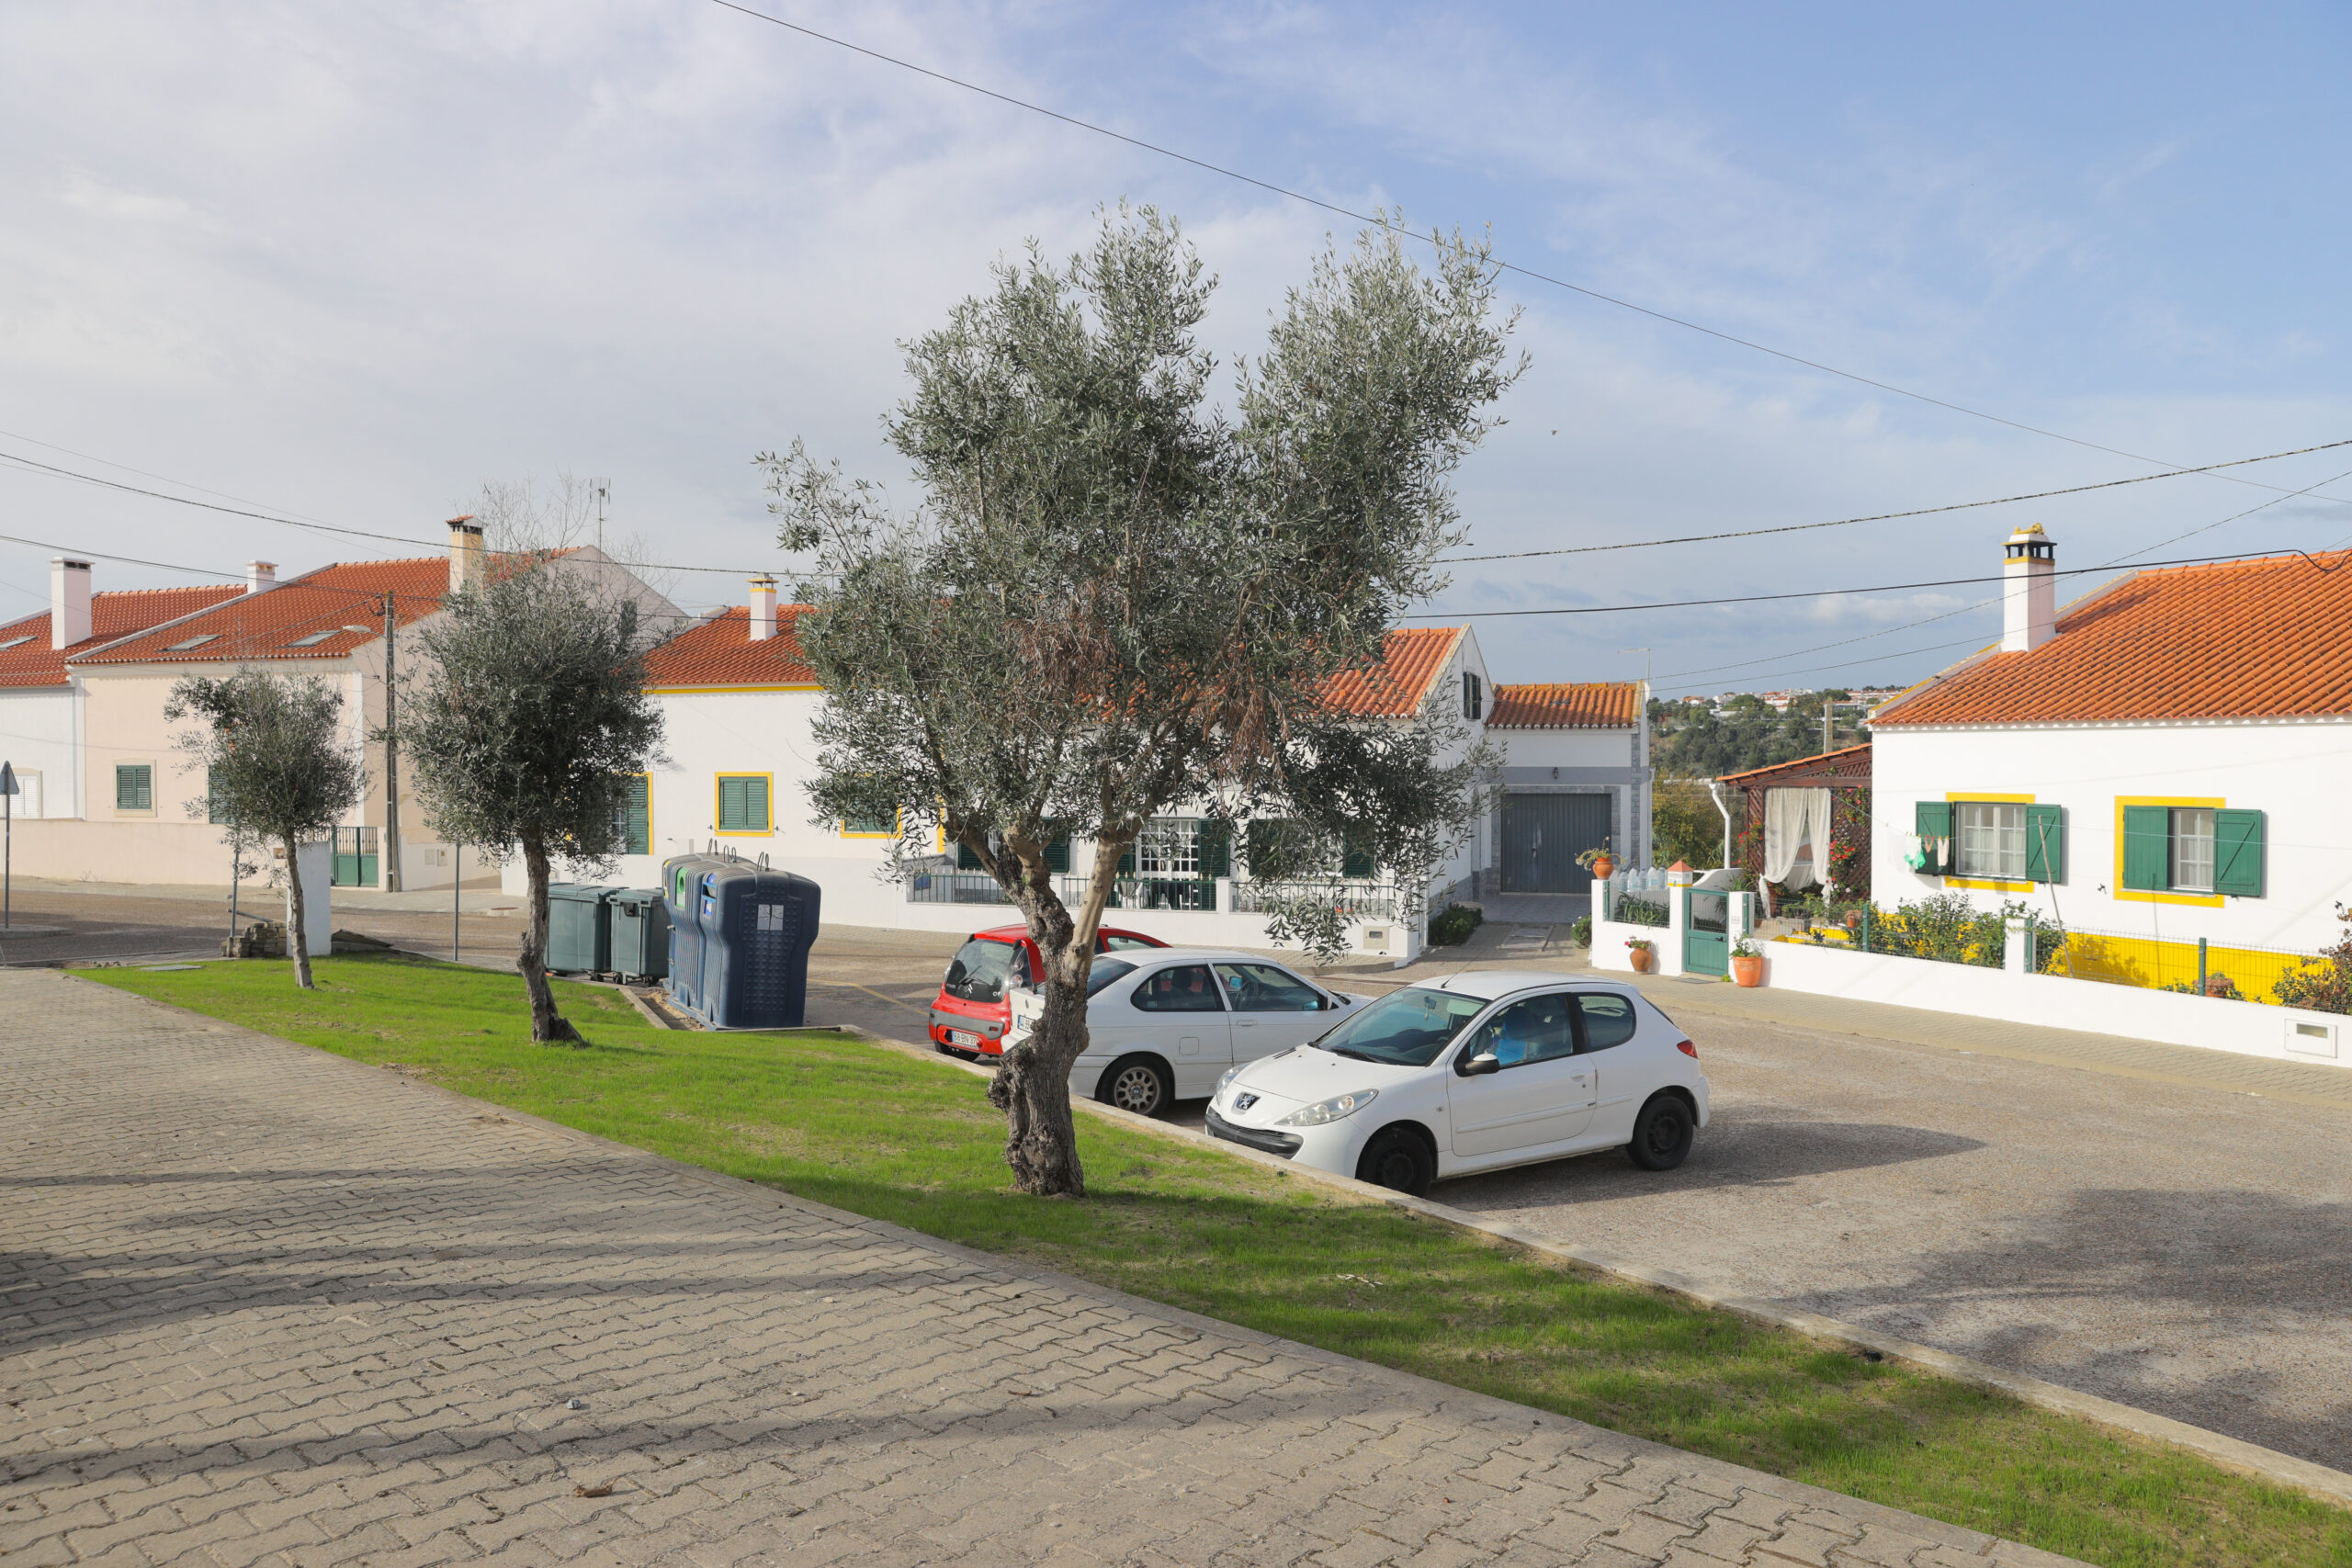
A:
[[165, 634, 220, 651], [207, 768, 230, 826], [1085, 958, 1136, 997], [1102, 933, 1159, 952], [1463, 671, 1484, 720], [1574, 993, 1639, 1052], [843, 807, 895, 837], [1957, 802, 2027, 880], [0, 635, 34, 651], [715, 774, 770, 833], [1213, 962, 1325, 1012], [1130, 964, 1224, 1012], [943, 938, 1024, 1002], [283, 629, 339, 648], [620, 774, 650, 856], [2121, 805, 2264, 897], [115, 763, 153, 814], [1136, 818, 1199, 877], [1310, 986, 1488, 1067], [1464, 994, 1575, 1068]]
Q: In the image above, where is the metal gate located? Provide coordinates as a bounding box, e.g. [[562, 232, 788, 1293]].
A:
[[332, 826, 379, 887], [1499, 793, 1611, 894], [1683, 887, 1730, 976]]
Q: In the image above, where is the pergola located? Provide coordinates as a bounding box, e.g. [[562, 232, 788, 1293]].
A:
[[1716, 742, 1873, 902]]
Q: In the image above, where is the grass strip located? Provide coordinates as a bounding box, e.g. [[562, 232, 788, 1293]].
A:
[[87, 954, 2352, 1568]]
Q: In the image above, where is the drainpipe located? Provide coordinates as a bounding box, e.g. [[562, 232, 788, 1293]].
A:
[[1707, 779, 1733, 871]]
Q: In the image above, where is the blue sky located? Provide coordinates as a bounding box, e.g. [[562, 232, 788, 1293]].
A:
[[4, 1, 2348, 694]]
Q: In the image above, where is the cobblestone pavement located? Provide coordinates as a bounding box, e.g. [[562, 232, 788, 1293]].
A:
[[0, 970, 2077, 1568]]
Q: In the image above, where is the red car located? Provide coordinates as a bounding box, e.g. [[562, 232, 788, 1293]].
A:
[[929, 923, 1167, 1057]]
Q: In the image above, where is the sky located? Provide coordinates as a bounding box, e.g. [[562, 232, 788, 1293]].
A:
[[5, 0, 2349, 695]]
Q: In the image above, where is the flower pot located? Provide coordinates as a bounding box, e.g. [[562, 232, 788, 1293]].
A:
[[1628, 947, 1655, 974], [1589, 857, 1615, 882], [1731, 954, 1764, 987]]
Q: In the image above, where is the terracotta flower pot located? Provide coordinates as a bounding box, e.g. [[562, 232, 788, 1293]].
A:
[[1628, 947, 1655, 974], [1731, 954, 1764, 987], [1589, 857, 1616, 881]]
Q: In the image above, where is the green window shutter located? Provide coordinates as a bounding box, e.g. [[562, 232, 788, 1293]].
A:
[[623, 775, 650, 855], [2120, 805, 2171, 891], [1117, 843, 1136, 875], [1246, 820, 1281, 872], [718, 776, 748, 831], [2212, 809, 2266, 897], [1340, 829, 1376, 879], [207, 769, 228, 826], [1198, 821, 1231, 879], [956, 840, 985, 871], [2025, 804, 2064, 885], [747, 776, 769, 830], [1046, 836, 1070, 874], [1914, 800, 1951, 873], [117, 764, 152, 812]]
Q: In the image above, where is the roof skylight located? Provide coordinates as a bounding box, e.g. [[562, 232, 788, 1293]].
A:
[[283, 630, 340, 647], [165, 634, 222, 651], [0, 635, 32, 651]]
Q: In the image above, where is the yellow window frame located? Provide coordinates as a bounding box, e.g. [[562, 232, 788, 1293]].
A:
[[1943, 791, 2034, 892], [841, 807, 900, 840], [713, 772, 774, 837], [2114, 795, 2225, 908]]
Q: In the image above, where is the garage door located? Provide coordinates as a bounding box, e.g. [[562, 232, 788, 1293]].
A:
[[1500, 793, 1611, 894]]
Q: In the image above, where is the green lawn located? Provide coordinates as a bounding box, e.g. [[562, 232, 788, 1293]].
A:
[[87, 954, 2352, 1568]]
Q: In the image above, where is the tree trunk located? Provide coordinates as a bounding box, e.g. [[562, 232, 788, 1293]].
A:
[[518, 836, 579, 1043], [983, 833, 1122, 1196], [283, 834, 315, 990]]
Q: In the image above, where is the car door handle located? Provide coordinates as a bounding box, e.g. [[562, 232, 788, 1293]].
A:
[[1234, 1018, 1257, 1027]]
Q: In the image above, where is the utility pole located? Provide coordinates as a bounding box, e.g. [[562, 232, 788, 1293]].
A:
[[591, 479, 612, 554], [381, 591, 401, 892], [1, 760, 13, 931]]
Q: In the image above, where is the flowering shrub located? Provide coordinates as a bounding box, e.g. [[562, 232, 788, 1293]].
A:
[[2273, 905, 2352, 1014]]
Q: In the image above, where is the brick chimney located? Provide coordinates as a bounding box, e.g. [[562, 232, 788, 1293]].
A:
[[246, 560, 277, 595], [2001, 524, 2056, 652], [447, 515, 485, 595], [50, 558, 91, 649], [749, 575, 778, 641]]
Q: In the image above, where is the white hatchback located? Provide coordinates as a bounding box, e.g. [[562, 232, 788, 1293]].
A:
[[1004, 947, 1364, 1120], [1202, 971, 1709, 1195]]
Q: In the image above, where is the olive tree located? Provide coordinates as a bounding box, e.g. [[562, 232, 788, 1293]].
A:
[[765, 207, 1519, 1195], [167, 671, 366, 989], [401, 559, 662, 1042]]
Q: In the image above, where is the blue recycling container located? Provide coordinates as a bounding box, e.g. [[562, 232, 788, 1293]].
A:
[[686, 862, 822, 1030]]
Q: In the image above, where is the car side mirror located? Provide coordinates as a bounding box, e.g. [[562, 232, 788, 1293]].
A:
[[1461, 1052, 1501, 1077]]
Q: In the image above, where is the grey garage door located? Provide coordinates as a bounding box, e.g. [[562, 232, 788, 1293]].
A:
[[1500, 793, 1612, 894]]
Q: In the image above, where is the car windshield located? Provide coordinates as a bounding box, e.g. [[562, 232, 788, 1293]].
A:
[[943, 938, 1021, 1003], [1085, 959, 1136, 997], [1311, 987, 1489, 1066]]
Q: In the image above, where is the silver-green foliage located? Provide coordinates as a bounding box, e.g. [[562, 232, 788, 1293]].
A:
[[763, 206, 1519, 1195]]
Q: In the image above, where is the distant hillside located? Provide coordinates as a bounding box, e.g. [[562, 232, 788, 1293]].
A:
[[1650, 692, 1868, 778]]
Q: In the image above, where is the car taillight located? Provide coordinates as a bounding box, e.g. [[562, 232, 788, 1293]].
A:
[[1676, 1040, 1698, 1058]]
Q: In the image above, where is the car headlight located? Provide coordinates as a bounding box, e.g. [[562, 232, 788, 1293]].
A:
[[1275, 1089, 1377, 1127], [1215, 1065, 1246, 1098]]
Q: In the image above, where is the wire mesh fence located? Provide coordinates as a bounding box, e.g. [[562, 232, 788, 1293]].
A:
[[2043, 925, 2328, 1005]]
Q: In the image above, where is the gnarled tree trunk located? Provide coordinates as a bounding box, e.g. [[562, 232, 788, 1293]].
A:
[[518, 836, 579, 1043], [282, 834, 315, 990], [984, 840, 1113, 1195]]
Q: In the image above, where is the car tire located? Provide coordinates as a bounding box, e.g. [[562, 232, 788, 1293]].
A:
[[1095, 1055, 1174, 1118], [1627, 1093, 1695, 1171], [1354, 1125, 1435, 1197]]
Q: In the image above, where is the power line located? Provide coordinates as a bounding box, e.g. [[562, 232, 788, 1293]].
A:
[[706, 0, 2352, 513], [1436, 437, 2352, 564]]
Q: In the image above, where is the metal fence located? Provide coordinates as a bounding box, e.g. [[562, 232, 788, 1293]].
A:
[[1231, 879, 1397, 920], [903, 870, 1396, 920], [2046, 925, 2328, 1005]]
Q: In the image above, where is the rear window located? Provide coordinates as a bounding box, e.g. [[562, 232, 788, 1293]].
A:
[[1103, 933, 1160, 952], [1086, 958, 1137, 997], [943, 938, 1022, 1003]]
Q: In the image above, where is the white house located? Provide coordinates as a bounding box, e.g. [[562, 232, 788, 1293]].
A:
[[574, 579, 1644, 954], [1477, 681, 1651, 900], [1869, 525, 2352, 993]]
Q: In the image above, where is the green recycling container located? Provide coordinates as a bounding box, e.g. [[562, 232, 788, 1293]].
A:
[[609, 889, 671, 984], [546, 884, 620, 975]]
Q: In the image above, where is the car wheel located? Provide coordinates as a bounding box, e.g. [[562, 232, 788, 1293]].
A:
[[1095, 1055, 1173, 1118], [1627, 1093, 1695, 1171], [1354, 1125, 1435, 1197]]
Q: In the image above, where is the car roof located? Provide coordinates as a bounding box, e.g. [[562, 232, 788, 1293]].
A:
[[970, 923, 1164, 944], [1104, 946, 1305, 969], [1419, 969, 1634, 1000]]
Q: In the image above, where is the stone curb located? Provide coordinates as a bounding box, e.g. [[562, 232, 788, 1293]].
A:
[[865, 1027, 2352, 1512]]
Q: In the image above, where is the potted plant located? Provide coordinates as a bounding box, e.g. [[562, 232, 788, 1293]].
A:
[[1730, 937, 1764, 987], [1625, 936, 1655, 974], [1578, 840, 1616, 882]]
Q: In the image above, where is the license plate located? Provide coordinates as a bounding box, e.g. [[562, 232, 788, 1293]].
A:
[[946, 1030, 978, 1047]]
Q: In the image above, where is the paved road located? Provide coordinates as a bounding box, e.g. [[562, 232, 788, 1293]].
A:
[[0, 970, 2073, 1568]]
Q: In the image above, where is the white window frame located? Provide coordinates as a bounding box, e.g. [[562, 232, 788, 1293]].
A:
[[1955, 801, 2027, 880], [1136, 818, 1201, 877], [2170, 807, 2216, 893]]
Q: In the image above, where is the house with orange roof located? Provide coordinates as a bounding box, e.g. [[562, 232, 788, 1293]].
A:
[[586, 578, 1641, 953], [3, 521, 677, 890], [1870, 525, 2352, 968]]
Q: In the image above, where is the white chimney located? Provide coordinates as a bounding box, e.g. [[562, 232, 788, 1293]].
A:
[[2001, 524, 2057, 652], [246, 560, 277, 595], [50, 558, 91, 650], [447, 515, 485, 595], [748, 575, 778, 641]]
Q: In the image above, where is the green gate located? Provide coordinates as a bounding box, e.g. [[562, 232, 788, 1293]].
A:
[[1682, 887, 1730, 977], [332, 826, 379, 887]]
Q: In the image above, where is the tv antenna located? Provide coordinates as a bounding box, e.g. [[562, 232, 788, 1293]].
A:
[[590, 478, 612, 553]]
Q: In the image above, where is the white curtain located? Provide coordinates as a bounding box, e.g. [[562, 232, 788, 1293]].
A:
[[1762, 787, 1834, 888]]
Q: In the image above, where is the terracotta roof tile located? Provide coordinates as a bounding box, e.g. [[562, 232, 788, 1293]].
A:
[[0, 586, 246, 688], [1716, 742, 1872, 784], [1487, 681, 1640, 729], [1872, 549, 2352, 727], [69, 558, 456, 667], [643, 606, 820, 687], [1317, 627, 1462, 718]]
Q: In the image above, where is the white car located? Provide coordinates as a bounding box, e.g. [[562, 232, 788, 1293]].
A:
[[1202, 971, 1708, 1195], [1004, 947, 1364, 1119]]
